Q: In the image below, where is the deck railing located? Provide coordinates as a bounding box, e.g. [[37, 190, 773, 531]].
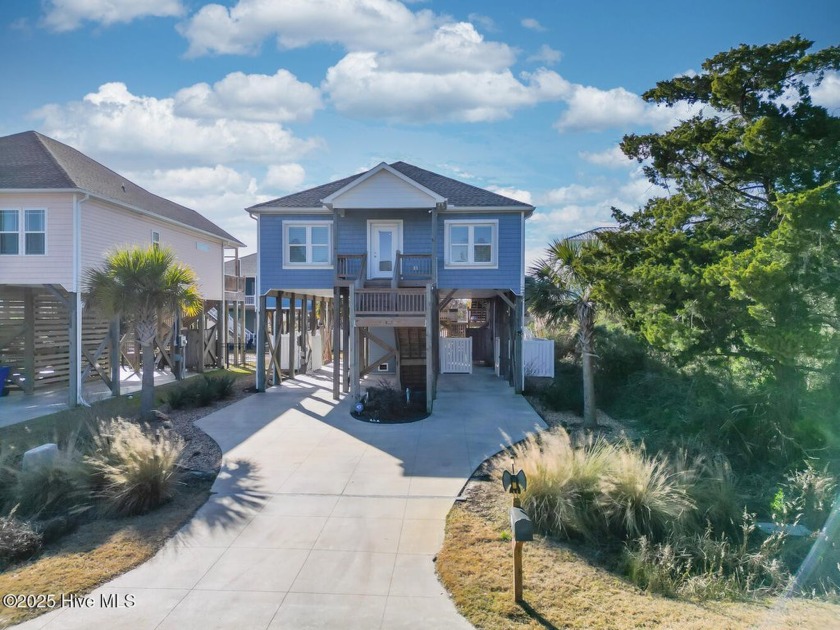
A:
[[337, 254, 367, 283], [224, 274, 245, 293], [354, 287, 426, 316], [393, 252, 433, 287]]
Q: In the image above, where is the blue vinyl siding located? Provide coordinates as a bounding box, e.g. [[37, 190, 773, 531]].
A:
[[259, 210, 523, 293], [259, 214, 335, 291], [437, 212, 522, 292]]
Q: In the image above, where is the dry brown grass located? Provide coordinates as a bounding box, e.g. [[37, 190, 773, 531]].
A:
[[0, 484, 210, 628], [436, 476, 840, 629]]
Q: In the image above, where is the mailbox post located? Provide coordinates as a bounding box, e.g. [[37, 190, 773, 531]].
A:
[[502, 462, 533, 603]]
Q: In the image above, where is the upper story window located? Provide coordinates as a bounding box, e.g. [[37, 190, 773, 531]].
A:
[[0, 209, 46, 255], [151, 230, 161, 249], [245, 277, 256, 296], [444, 220, 498, 268], [284, 221, 332, 268]]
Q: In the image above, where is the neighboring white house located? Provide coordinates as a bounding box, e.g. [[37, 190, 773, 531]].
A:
[[0, 130, 245, 405]]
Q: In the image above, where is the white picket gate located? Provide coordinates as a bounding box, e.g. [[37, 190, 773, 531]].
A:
[[523, 338, 554, 378], [440, 337, 473, 373]]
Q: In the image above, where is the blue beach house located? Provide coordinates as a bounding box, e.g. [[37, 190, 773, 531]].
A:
[[247, 162, 534, 412]]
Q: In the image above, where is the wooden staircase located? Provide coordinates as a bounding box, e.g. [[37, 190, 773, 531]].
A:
[[396, 327, 426, 390]]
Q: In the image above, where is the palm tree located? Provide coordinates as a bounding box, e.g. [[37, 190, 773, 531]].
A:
[[527, 238, 599, 430], [85, 246, 202, 420]]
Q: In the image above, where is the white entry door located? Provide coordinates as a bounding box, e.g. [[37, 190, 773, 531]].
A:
[[368, 221, 401, 279]]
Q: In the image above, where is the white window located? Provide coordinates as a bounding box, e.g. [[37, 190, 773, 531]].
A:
[[25, 210, 46, 255], [151, 230, 160, 248], [445, 220, 497, 267], [284, 221, 332, 268], [0, 209, 46, 255], [0, 210, 19, 255], [196, 241, 209, 252]]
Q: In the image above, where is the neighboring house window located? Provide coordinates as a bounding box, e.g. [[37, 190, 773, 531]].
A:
[[284, 221, 332, 267], [245, 277, 256, 296], [25, 209, 46, 255], [445, 220, 497, 267], [0, 210, 19, 255], [151, 230, 160, 248], [0, 209, 46, 255], [196, 241, 209, 252]]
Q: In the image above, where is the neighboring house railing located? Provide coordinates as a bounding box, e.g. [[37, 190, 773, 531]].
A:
[[354, 287, 426, 316], [392, 251, 433, 288], [224, 274, 245, 293], [337, 254, 367, 287], [245, 295, 255, 307]]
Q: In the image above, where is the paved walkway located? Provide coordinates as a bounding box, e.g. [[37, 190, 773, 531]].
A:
[[16, 366, 545, 629]]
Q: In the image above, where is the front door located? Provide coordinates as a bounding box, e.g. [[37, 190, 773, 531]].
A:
[[368, 222, 401, 279]]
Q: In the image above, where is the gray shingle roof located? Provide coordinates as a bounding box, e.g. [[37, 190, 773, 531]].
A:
[[0, 131, 244, 246], [247, 162, 533, 211]]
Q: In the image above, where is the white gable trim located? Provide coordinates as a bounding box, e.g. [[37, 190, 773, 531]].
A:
[[320, 162, 446, 207]]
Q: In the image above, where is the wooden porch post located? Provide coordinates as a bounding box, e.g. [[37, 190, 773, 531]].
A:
[[514, 294, 524, 394], [233, 296, 240, 366], [23, 288, 35, 394], [273, 292, 282, 385], [288, 293, 297, 379], [109, 316, 121, 396], [68, 291, 80, 407], [349, 285, 359, 400], [198, 301, 206, 373], [426, 283, 434, 413], [256, 294, 266, 392], [333, 288, 341, 399], [342, 288, 350, 393]]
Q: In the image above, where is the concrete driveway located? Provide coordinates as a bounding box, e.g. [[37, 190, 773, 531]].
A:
[[16, 366, 545, 629]]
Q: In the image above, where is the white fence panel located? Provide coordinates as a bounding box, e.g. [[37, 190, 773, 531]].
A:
[[440, 337, 473, 374], [279, 334, 301, 370], [523, 339, 554, 378], [309, 333, 323, 370]]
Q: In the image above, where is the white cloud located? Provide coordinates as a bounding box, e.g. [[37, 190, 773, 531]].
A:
[[468, 13, 497, 33], [33, 82, 322, 169], [527, 44, 561, 65], [174, 69, 322, 123], [42, 0, 183, 32], [178, 0, 437, 57], [324, 55, 569, 122], [488, 186, 533, 205], [813, 70, 840, 110], [554, 83, 701, 132], [521, 18, 546, 32], [262, 164, 307, 192], [579, 146, 632, 168], [541, 184, 605, 205]]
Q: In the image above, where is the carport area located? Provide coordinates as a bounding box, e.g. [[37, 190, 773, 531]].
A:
[[18, 364, 544, 630]]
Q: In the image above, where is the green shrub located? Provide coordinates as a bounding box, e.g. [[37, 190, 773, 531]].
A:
[[166, 374, 237, 410], [86, 418, 184, 516], [208, 374, 236, 400], [0, 509, 42, 569], [540, 363, 584, 415], [599, 446, 694, 540], [166, 385, 195, 410], [623, 512, 791, 600], [12, 449, 90, 519]]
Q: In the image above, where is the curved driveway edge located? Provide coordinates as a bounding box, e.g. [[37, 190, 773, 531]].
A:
[[15, 366, 545, 630]]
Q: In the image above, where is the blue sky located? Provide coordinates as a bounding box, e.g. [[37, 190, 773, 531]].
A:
[[1, 0, 838, 264]]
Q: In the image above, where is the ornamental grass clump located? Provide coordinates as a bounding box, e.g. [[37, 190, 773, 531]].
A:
[[0, 509, 42, 570], [86, 418, 184, 517]]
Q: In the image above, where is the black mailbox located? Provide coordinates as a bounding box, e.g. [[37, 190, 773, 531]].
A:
[[509, 507, 534, 542]]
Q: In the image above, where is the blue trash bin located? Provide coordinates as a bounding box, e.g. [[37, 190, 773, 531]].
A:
[[0, 366, 10, 397]]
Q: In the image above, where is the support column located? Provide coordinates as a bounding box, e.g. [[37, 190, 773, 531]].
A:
[[349, 285, 359, 400], [332, 288, 341, 399], [68, 291, 80, 406], [240, 301, 246, 365], [342, 288, 350, 393], [426, 283, 434, 413], [221, 297, 228, 368], [514, 294, 524, 394], [23, 288, 35, 394], [301, 296, 309, 374], [274, 292, 282, 385], [198, 301, 206, 374], [233, 297, 240, 366], [288, 293, 297, 379], [109, 316, 121, 396], [256, 294, 266, 392]]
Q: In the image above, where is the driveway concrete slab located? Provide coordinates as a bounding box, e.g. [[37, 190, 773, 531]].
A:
[[16, 365, 545, 629]]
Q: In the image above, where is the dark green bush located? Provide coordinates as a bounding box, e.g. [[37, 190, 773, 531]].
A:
[[0, 512, 42, 569], [166, 374, 237, 410], [540, 362, 584, 414]]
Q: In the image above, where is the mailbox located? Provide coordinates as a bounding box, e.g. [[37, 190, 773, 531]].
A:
[[509, 506, 533, 542]]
